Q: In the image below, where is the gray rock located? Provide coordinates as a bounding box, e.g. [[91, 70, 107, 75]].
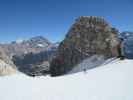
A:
[[50, 16, 120, 76], [0, 47, 16, 76]]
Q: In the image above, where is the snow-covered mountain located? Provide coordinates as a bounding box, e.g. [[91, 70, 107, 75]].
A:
[[0, 36, 53, 57], [0, 59, 132, 100], [0, 36, 59, 76], [120, 32, 133, 59], [120, 32, 133, 40], [21, 36, 51, 49]]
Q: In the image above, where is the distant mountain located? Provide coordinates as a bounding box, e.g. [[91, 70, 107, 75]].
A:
[[21, 36, 51, 48], [0, 36, 59, 76], [0, 36, 53, 58], [120, 32, 133, 40], [120, 32, 133, 59]]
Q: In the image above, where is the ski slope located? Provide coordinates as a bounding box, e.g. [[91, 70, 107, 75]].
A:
[[0, 59, 133, 100]]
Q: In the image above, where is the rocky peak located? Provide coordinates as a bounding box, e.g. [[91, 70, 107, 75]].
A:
[[0, 47, 16, 76], [67, 16, 110, 36], [27, 36, 51, 45], [120, 32, 133, 40], [0, 36, 53, 58], [50, 16, 120, 76], [19, 36, 52, 49]]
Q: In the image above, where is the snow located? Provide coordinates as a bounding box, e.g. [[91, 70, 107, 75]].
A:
[[69, 55, 105, 74], [0, 59, 133, 100], [16, 38, 24, 44], [37, 44, 45, 47]]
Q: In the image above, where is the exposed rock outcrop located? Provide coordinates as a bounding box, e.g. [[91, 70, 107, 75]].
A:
[[50, 16, 120, 76], [0, 59, 16, 76], [0, 47, 16, 76], [12, 50, 57, 76]]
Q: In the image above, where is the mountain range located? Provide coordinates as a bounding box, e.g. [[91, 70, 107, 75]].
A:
[[120, 32, 133, 59], [0, 36, 59, 76], [0, 16, 133, 77], [0, 36, 57, 57]]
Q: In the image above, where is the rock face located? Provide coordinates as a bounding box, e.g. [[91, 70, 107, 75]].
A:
[[50, 16, 120, 76], [0, 47, 16, 76], [0, 59, 16, 76], [12, 49, 57, 76]]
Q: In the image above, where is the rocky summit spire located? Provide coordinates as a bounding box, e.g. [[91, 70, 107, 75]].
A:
[[50, 16, 120, 76], [75, 16, 109, 26]]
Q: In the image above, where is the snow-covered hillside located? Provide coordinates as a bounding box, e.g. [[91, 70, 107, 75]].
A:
[[0, 59, 133, 100]]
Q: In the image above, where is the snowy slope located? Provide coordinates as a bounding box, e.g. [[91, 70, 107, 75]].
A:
[[0, 59, 133, 100], [69, 55, 106, 74]]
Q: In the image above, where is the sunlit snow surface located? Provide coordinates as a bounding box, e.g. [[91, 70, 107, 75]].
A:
[[0, 59, 133, 100]]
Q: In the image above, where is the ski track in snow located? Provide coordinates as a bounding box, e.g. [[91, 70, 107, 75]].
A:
[[0, 59, 133, 100]]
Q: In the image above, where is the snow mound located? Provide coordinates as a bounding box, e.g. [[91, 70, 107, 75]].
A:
[[0, 59, 133, 100]]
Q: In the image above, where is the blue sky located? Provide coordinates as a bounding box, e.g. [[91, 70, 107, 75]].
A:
[[0, 0, 133, 43]]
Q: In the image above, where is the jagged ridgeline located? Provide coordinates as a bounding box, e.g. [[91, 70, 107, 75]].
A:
[[50, 16, 120, 76]]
